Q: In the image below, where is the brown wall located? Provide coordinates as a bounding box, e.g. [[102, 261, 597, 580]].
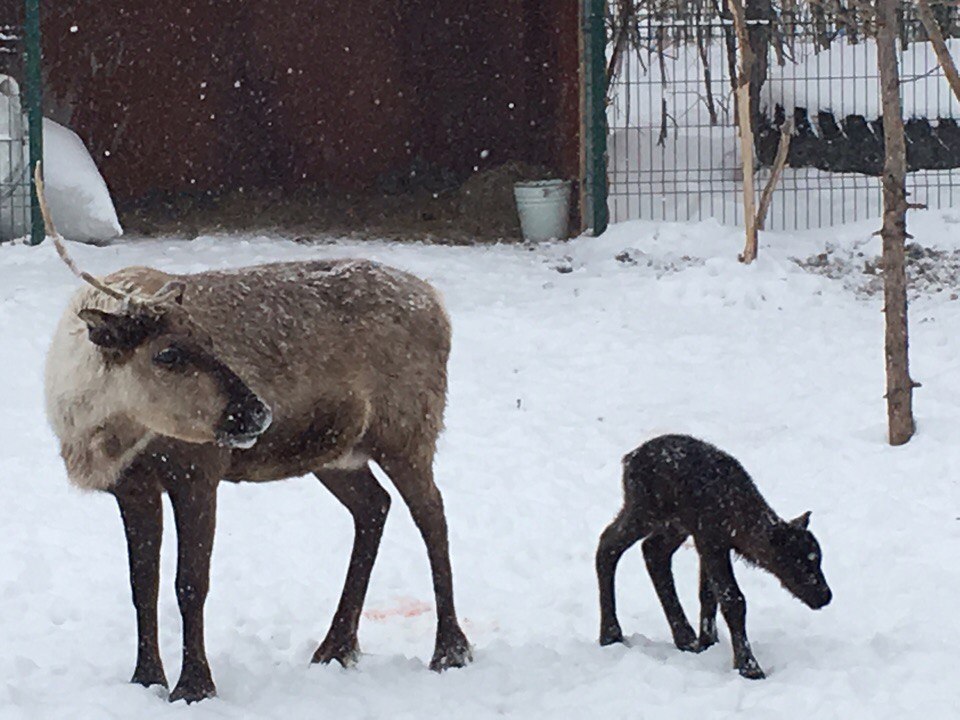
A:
[[38, 0, 580, 203]]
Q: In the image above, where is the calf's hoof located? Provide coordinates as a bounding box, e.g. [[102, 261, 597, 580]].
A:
[[672, 624, 700, 653], [698, 619, 718, 651], [312, 636, 361, 668], [169, 666, 216, 704], [696, 629, 717, 652], [429, 629, 473, 672], [694, 634, 718, 653]]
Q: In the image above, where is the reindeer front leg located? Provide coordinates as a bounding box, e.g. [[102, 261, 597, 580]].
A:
[[114, 479, 166, 689], [165, 461, 220, 703]]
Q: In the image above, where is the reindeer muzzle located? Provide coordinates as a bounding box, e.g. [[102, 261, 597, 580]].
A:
[[216, 395, 273, 449]]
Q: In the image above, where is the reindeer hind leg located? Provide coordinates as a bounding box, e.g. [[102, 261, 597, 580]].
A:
[[312, 464, 391, 667], [377, 450, 471, 672]]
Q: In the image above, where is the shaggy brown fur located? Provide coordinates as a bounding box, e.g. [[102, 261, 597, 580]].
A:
[[45, 258, 471, 703]]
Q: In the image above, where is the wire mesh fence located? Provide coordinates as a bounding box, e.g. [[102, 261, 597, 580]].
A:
[[0, 19, 31, 242], [606, 2, 960, 231]]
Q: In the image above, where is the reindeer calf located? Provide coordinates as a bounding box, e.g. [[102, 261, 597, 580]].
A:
[[596, 434, 831, 679]]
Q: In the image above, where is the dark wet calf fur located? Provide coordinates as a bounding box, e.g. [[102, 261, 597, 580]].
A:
[[596, 434, 831, 679]]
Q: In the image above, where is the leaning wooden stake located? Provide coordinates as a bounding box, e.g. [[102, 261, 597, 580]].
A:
[[917, 0, 960, 103], [876, 0, 916, 445], [756, 119, 793, 231], [727, 0, 758, 263]]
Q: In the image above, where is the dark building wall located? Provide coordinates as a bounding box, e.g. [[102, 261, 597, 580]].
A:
[[36, 0, 580, 204]]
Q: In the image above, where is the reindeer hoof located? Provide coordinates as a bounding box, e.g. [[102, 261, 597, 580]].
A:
[[738, 661, 766, 680], [169, 666, 216, 704], [131, 662, 168, 689], [429, 629, 472, 672], [312, 638, 361, 668], [599, 624, 624, 646]]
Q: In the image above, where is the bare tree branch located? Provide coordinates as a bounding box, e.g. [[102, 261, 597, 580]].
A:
[[756, 119, 794, 230], [696, 23, 720, 124], [917, 0, 960, 104]]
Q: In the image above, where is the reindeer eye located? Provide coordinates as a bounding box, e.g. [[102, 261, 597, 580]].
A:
[[808, 553, 818, 561], [153, 346, 186, 369]]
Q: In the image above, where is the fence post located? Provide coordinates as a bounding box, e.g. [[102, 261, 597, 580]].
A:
[[581, 0, 608, 236], [24, 0, 42, 246]]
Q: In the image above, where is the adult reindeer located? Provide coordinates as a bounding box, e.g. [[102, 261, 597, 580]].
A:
[[39, 166, 471, 703]]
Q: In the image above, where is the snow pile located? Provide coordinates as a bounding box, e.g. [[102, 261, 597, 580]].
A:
[[42, 118, 123, 244], [0, 216, 958, 718]]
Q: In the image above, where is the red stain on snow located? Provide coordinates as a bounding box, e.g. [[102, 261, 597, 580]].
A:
[[363, 597, 433, 621]]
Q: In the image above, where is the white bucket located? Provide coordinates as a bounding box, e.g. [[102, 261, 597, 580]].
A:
[[513, 179, 571, 242]]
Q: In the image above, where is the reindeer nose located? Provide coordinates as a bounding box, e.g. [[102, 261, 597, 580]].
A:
[[818, 587, 833, 608], [248, 399, 272, 434], [217, 395, 272, 449]]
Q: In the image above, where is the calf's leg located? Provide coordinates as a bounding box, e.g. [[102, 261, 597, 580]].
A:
[[114, 479, 166, 688], [312, 465, 391, 667], [696, 560, 719, 650], [379, 453, 471, 671], [642, 530, 698, 651], [595, 508, 646, 646], [698, 546, 764, 679]]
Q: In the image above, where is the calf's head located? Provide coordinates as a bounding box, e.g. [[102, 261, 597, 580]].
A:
[[79, 288, 272, 449], [769, 511, 832, 610]]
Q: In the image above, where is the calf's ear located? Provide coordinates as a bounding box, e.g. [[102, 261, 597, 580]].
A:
[[789, 510, 812, 530]]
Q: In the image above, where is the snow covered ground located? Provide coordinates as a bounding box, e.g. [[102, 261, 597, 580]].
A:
[[1, 216, 958, 719]]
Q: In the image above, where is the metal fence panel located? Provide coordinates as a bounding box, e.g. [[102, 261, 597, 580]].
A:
[[0, 23, 29, 241], [607, 3, 960, 231]]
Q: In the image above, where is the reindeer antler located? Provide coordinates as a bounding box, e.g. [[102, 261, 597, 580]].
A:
[[34, 162, 130, 302], [33, 162, 183, 310]]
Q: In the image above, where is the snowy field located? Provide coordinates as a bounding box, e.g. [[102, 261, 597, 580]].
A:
[[1, 215, 959, 719]]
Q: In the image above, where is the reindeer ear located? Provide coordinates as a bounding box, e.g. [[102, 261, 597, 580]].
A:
[[154, 280, 186, 306], [790, 511, 812, 530], [78, 308, 160, 350]]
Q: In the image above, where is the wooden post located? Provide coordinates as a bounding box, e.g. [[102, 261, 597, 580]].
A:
[[876, 0, 916, 446], [727, 0, 758, 263]]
